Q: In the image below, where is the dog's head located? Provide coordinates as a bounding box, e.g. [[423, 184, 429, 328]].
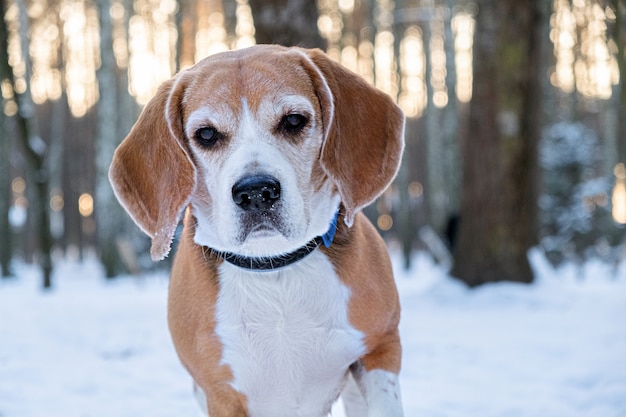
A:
[[109, 45, 404, 261]]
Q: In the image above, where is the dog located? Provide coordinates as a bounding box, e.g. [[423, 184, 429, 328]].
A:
[[109, 45, 405, 417]]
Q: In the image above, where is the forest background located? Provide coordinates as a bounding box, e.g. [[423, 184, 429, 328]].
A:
[[0, 0, 624, 289]]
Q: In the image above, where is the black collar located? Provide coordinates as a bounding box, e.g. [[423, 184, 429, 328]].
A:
[[214, 211, 339, 272]]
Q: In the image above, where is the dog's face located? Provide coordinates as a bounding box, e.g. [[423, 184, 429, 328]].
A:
[[179, 54, 339, 256], [109, 46, 404, 261]]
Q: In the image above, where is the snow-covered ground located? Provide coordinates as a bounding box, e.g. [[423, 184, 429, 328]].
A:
[[1, 248, 625, 417]]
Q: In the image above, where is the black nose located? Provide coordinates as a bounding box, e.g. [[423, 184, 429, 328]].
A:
[[232, 175, 281, 211]]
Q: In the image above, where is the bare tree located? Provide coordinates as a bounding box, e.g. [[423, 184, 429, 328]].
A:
[[0, 2, 14, 278], [95, 0, 142, 277], [96, 0, 121, 276], [610, 0, 626, 166], [175, 0, 196, 71], [3, 0, 54, 288], [451, 0, 546, 286]]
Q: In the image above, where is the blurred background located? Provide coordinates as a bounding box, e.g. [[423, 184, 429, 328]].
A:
[[0, 0, 624, 289]]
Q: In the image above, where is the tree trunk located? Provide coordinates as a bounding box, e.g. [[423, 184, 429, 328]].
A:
[[175, 0, 197, 69], [0, 139, 11, 278], [0, 116, 11, 278], [451, 0, 544, 286], [441, 0, 460, 222], [96, 0, 136, 277], [222, 0, 238, 48], [5, 0, 54, 289], [424, 14, 446, 234], [0, 4, 14, 278], [247, 0, 325, 48], [613, 0, 626, 166], [393, 0, 414, 270]]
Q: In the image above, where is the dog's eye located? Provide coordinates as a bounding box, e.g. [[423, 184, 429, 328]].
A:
[[194, 127, 222, 148], [279, 114, 308, 135]]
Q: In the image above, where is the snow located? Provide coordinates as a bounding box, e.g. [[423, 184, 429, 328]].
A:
[[1, 249, 625, 417]]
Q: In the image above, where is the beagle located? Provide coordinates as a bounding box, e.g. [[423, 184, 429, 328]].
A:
[[109, 45, 405, 417]]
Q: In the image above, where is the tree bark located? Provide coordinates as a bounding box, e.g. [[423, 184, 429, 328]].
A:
[[176, 0, 208, 68], [451, 0, 544, 286], [612, 0, 626, 166], [424, 13, 445, 234], [96, 0, 139, 277], [0, 143, 11, 278], [442, 0, 460, 221], [393, 0, 414, 269], [0, 3, 14, 278], [247, 0, 325, 49], [5, 0, 54, 288]]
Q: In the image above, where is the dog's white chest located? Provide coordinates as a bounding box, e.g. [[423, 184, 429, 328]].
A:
[[214, 251, 366, 417]]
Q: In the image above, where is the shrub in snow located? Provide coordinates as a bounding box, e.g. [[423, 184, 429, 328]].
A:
[[539, 122, 615, 265], [539, 122, 598, 169]]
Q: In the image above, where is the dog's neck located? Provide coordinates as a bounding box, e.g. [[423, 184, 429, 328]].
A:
[[213, 211, 339, 272]]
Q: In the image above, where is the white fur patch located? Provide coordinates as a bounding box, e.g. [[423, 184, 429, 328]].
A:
[[351, 365, 404, 417], [214, 251, 366, 417]]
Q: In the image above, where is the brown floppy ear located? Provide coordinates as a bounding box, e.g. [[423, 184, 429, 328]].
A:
[[302, 48, 405, 226], [108, 77, 194, 261]]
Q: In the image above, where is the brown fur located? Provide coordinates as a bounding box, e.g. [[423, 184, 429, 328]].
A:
[[168, 215, 249, 415], [322, 211, 402, 374]]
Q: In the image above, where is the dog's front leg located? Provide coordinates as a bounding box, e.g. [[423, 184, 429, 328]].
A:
[[348, 345, 404, 417]]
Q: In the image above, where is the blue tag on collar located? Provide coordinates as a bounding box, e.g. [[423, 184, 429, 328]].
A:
[[321, 210, 339, 248]]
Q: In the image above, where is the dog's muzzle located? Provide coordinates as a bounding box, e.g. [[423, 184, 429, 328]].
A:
[[231, 174, 285, 242]]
